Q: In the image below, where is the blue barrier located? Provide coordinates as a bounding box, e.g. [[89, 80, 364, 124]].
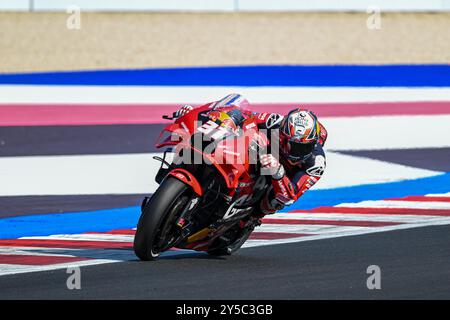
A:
[[1, 65, 450, 87]]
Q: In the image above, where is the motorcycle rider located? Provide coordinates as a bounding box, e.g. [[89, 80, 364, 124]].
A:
[[173, 94, 328, 216]]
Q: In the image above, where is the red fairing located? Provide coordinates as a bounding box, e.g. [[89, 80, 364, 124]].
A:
[[168, 169, 204, 196], [157, 103, 269, 192], [155, 103, 213, 149], [253, 112, 272, 125]]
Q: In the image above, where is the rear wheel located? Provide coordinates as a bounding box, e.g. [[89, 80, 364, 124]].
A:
[[133, 177, 189, 261]]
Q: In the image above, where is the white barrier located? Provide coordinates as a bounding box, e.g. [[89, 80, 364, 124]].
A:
[[2, 0, 450, 12], [0, 0, 29, 11], [33, 0, 234, 12], [238, 0, 449, 12]]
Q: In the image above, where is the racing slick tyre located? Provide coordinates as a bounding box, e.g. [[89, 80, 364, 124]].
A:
[[133, 176, 189, 261]]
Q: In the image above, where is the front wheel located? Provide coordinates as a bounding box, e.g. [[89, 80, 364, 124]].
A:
[[133, 177, 190, 261]]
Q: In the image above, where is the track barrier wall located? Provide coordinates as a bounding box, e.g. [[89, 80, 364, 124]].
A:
[[2, 0, 450, 12]]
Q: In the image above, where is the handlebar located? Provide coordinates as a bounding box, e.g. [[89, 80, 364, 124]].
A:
[[162, 113, 177, 120]]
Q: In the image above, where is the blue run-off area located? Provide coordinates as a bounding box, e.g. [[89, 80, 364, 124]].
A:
[[1, 173, 449, 240], [1, 65, 450, 87]]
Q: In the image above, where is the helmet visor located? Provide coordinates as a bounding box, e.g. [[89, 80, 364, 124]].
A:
[[287, 140, 315, 162]]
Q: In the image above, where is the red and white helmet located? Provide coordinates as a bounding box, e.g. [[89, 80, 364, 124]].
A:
[[279, 109, 320, 164]]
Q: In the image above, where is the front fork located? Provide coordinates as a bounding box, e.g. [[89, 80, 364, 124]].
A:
[[174, 197, 200, 238]]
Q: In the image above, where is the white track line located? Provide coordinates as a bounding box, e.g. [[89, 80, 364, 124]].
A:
[[0, 248, 81, 257], [0, 149, 441, 196], [0, 153, 161, 196], [426, 192, 450, 197], [268, 212, 449, 224], [321, 115, 450, 150], [1, 85, 450, 103], [23, 234, 135, 242], [257, 224, 369, 234], [337, 200, 450, 210], [0, 247, 136, 261], [317, 151, 441, 190], [0, 248, 202, 276]]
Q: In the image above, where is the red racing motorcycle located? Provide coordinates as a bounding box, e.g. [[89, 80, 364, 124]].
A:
[[133, 105, 271, 260]]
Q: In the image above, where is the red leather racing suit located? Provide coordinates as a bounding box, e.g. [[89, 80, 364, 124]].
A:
[[251, 112, 328, 214]]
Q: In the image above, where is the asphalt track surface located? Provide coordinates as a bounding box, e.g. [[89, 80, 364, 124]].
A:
[[0, 224, 449, 299], [0, 194, 145, 218], [336, 148, 450, 172], [1, 116, 449, 299], [1, 133, 449, 299], [0, 124, 164, 156]]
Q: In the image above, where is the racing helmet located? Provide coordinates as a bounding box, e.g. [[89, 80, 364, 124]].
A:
[[279, 108, 320, 164]]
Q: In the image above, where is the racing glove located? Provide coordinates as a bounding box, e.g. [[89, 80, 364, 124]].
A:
[[260, 154, 285, 180]]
